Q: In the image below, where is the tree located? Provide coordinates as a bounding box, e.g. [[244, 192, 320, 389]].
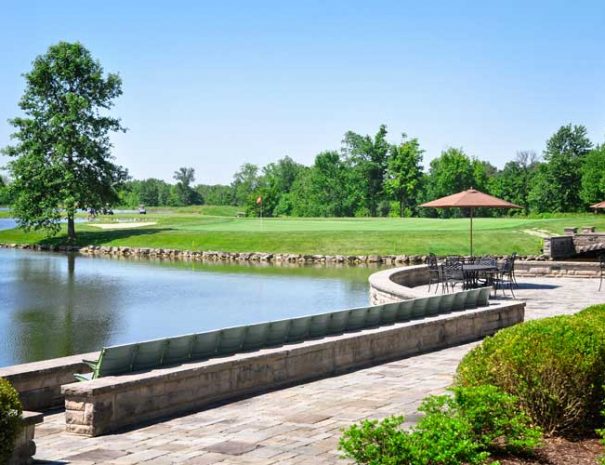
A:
[[529, 124, 592, 212], [290, 152, 355, 217], [3, 42, 128, 241], [423, 148, 476, 217], [0, 176, 8, 205], [580, 144, 605, 207], [173, 167, 201, 205], [384, 135, 424, 216], [247, 156, 305, 216], [341, 125, 391, 216], [231, 163, 260, 206], [490, 151, 539, 213]]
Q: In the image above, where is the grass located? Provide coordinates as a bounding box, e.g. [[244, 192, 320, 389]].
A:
[[1, 207, 604, 256]]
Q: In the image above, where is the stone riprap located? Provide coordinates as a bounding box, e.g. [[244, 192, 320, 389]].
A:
[[61, 301, 523, 436], [32, 277, 605, 464], [0, 242, 547, 266], [0, 352, 98, 411]]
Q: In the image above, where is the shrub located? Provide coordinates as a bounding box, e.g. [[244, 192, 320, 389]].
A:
[[456, 315, 605, 435], [0, 378, 22, 465], [339, 385, 541, 465]]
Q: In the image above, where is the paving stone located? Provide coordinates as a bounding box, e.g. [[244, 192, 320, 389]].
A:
[[203, 440, 258, 455], [286, 413, 332, 424], [33, 277, 605, 465], [64, 448, 130, 462]]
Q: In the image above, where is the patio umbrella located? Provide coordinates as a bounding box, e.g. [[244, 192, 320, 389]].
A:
[[591, 200, 605, 210], [420, 188, 521, 256]]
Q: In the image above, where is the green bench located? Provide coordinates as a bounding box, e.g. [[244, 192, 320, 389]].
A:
[[75, 287, 490, 381]]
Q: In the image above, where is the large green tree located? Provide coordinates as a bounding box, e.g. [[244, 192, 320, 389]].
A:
[[231, 163, 260, 206], [341, 125, 391, 216], [490, 151, 539, 214], [3, 42, 128, 241], [384, 135, 424, 217], [580, 144, 605, 207], [173, 167, 201, 205], [528, 124, 592, 212], [290, 151, 355, 217]]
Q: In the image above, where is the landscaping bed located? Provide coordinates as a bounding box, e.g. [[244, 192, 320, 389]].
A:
[[498, 437, 602, 465]]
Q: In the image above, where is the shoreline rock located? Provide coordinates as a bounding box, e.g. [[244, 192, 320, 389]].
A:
[[0, 242, 547, 266]]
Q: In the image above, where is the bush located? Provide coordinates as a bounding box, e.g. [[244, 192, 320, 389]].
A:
[[456, 314, 605, 435], [0, 378, 22, 465], [339, 385, 541, 465]]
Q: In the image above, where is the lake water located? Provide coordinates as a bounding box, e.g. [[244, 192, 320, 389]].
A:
[[0, 248, 378, 366]]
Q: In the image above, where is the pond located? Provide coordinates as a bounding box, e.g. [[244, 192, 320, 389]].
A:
[[0, 248, 379, 366]]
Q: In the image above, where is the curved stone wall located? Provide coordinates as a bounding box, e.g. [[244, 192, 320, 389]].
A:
[[369, 260, 603, 305], [369, 265, 431, 305]]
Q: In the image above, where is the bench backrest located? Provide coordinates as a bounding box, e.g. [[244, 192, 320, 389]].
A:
[[88, 287, 490, 378]]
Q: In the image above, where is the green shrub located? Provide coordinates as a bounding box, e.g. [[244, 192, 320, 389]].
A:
[[0, 378, 22, 465], [456, 315, 605, 435], [339, 385, 541, 465], [577, 303, 605, 322]]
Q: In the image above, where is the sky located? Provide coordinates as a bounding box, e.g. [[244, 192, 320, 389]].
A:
[[1, 0, 604, 185]]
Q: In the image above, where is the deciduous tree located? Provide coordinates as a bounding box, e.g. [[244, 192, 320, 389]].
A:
[[3, 42, 128, 241], [384, 135, 424, 217]]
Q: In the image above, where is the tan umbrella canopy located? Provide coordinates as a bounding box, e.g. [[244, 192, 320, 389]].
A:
[[590, 200, 605, 209], [420, 188, 521, 256]]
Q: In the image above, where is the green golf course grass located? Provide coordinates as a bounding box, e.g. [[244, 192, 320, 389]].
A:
[[1, 205, 603, 256]]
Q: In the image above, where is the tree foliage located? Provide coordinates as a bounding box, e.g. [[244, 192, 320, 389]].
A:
[[580, 144, 605, 207], [384, 136, 424, 217], [529, 124, 592, 213], [3, 42, 128, 240], [173, 167, 201, 205]]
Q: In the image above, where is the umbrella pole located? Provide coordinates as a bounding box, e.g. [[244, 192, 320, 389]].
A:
[[470, 208, 473, 257]]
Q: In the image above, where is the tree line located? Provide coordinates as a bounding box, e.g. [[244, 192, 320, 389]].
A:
[[2, 41, 604, 245], [117, 123, 605, 217]]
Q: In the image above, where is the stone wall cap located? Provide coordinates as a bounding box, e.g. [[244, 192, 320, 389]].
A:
[[368, 265, 430, 300], [22, 410, 44, 425], [0, 351, 99, 380]]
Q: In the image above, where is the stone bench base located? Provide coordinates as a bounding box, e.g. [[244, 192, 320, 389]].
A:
[[9, 411, 43, 465], [62, 301, 524, 436]]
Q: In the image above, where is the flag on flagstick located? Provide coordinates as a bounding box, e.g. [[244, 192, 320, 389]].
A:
[[256, 196, 262, 205]]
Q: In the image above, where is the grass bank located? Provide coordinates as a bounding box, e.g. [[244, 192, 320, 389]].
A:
[[1, 207, 604, 256]]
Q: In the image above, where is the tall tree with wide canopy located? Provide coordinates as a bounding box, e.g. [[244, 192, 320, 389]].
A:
[[4, 42, 128, 241], [173, 167, 200, 205], [528, 124, 592, 212], [341, 125, 391, 216], [384, 135, 424, 217]]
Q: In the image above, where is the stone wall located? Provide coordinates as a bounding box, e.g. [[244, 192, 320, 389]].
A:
[[0, 243, 546, 266], [0, 352, 97, 411], [369, 261, 602, 305], [62, 301, 524, 436], [543, 227, 605, 259]]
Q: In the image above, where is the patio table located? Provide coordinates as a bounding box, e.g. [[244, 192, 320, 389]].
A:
[[462, 264, 497, 289]]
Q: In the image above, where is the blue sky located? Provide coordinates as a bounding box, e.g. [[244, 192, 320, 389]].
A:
[[1, 1, 604, 184]]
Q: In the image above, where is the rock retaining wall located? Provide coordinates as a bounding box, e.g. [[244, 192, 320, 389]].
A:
[[0, 242, 547, 266]]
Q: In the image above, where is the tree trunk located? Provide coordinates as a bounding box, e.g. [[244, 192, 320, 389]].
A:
[[400, 199, 404, 218], [67, 215, 76, 243]]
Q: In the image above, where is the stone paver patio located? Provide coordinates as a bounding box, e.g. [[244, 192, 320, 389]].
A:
[[34, 277, 605, 465]]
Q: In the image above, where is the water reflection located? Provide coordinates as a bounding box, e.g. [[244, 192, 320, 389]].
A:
[[0, 249, 377, 366]]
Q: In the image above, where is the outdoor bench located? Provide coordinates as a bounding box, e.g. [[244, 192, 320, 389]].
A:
[[76, 287, 491, 381], [59, 288, 525, 437]]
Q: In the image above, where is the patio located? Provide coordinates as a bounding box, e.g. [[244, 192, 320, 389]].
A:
[[33, 277, 604, 465]]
